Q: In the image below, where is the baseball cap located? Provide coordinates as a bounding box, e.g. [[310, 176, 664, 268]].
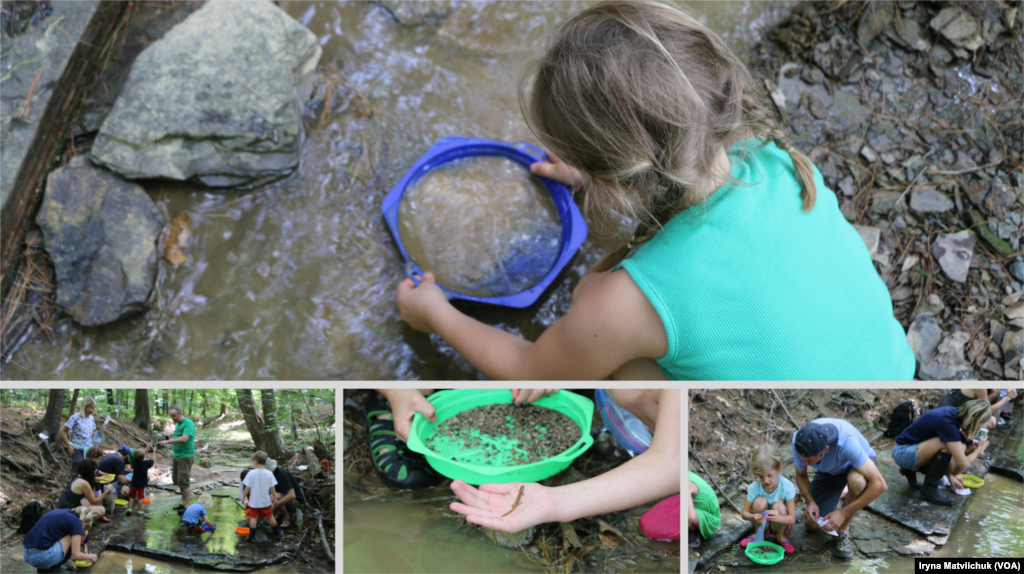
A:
[[118, 445, 131, 456], [794, 422, 837, 458], [265, 458, 278, 472]]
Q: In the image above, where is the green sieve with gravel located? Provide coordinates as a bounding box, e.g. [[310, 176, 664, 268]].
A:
[[424, 403, 582, 467]]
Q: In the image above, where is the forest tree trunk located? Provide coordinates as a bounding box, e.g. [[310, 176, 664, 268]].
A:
[[260, 389, 287, 460], [133, 389, 151, 432], [236, 390, 285, 461], [106, 389, 117, 406], [68, 388, 80, 418], [37, 389, 66, 441]]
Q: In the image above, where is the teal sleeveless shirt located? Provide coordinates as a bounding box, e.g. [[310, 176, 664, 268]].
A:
[[619, 140, 915, 380]]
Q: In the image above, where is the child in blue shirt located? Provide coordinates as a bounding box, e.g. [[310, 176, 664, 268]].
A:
[[181, 493, 216, 534], [740, 444, 796, 554]]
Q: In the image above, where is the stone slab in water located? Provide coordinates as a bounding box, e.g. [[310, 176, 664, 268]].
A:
[[91, 0, 321, 190], [37, 157, 164, 326], [100, 488, 298, 572], [866, 447, 988, 542], [689, 514, 750, 572], [986, 417, 1023, 481]]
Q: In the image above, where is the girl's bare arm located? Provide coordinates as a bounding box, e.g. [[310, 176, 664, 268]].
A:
[[546, 389, 679, 521], [403, 270, 667, 380]]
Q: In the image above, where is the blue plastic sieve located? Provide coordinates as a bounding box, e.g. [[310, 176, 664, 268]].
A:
[[381, 137, 588, 308]]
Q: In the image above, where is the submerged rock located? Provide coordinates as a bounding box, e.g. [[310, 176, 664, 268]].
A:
[[91, 0, 321, 190], [37, 157, 164, 326], [378, 0, 455, 25]]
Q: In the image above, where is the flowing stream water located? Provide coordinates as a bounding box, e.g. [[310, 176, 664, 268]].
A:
[[4, 0, 793, 381]]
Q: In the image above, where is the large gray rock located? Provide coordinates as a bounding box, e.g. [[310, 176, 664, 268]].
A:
[[91, 0, 321, 190], [1, 1, 99, 216], [37, 157, 164, 326]]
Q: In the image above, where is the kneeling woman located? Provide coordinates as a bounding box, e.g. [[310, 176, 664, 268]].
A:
[[56, 459, 113, 520], [891, 399, 991, 506], [22, 507, 99, 571]]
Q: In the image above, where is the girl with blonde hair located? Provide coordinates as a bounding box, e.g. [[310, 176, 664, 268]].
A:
[[740, 444, 796, 553], [22, 506, 99, 570], [395, 1, 913, 380], [892, 399, 992, 506]]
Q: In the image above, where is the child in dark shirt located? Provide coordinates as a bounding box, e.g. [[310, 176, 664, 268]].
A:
[[127, 444, 155, 517]]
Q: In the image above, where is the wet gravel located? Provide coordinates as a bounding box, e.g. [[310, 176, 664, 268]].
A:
[[425, 403, 581, 466]]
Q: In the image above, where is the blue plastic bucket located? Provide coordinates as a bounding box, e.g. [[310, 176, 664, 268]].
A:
[[381, 137, 588, 308]]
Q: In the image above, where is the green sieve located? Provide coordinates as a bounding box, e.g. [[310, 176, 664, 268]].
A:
[[405, 389, 594, 485], [745, 541, 785, 565]]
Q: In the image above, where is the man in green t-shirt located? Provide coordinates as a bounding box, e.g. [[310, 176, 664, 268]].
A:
[[158, 407, 195, 510]]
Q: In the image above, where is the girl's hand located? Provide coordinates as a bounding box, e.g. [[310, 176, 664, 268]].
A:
[[67, 444, 74, 457], [529, 151, 584, 189], [386, 390, 437, 443], [1007, 389, 1018, 399], [752, 512, 765, 527], [978, 436, 989, 453], [450, 480, 555, 533], [511, 389, 557, 406], [765, 510, 780, 522], [948, 474, 965, 491], [396, 272, 451, 334]]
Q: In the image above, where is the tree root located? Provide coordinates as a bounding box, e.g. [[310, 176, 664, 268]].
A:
[[0, 453, 47, 479], [317, 513, 335, 562]]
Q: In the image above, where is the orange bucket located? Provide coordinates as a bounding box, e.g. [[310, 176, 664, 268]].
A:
[[142, 498, 151, 504], [236, 527, 250, 536]]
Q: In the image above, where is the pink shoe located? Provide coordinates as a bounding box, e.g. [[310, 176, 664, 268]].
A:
[[780, 541, 795, 554], [740, 535, 756, 548], [640, 494, 680, 541]]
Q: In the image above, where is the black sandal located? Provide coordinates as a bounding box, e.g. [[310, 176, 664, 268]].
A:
[[365, 392, 439, 490]]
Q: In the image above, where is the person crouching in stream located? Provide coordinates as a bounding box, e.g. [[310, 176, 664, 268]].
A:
[[891, 399, 991, 506], [792, 419, 887, 561], [22, 507, 99, 572]]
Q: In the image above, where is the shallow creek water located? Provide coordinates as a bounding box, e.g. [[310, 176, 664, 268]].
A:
[[753, 474, 1024, 574], [5, 1, 793, 380], [399, 156, 561, 298], [71, 553, 299, 574]]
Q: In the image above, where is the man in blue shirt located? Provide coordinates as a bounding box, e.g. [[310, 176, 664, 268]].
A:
[[792, 419, 888, 561]]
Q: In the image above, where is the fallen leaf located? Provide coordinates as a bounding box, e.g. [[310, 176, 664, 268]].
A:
[[599, 533, 620, 548], [596, 519, 625, 538], [164, 212, 192, 265], [167, 212, 192, 248], [166, 244, 187, 266], [560, 522, 582, 549]]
